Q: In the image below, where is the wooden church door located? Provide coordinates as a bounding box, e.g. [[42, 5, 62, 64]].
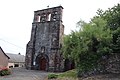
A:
[[40, 57, 46, 70]]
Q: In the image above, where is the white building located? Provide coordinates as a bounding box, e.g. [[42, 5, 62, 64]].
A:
[[6, 53, 25, 68]]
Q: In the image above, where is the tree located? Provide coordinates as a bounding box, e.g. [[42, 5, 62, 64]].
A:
[[62, 17, 112, 77], [96, 3, 120, 53], [62, 3, 120, 77]]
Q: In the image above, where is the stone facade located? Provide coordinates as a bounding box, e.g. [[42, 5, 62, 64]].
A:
[[25, 6, 64, 72]]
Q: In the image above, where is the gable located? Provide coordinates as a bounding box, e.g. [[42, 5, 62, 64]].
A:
[[0, 47, 10, 59]]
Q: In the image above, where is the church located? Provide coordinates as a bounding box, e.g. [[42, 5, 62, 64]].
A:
[[25, 6, 65, 72]]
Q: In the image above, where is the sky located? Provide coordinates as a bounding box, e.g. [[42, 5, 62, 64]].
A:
[[0, 0, 119, 55]]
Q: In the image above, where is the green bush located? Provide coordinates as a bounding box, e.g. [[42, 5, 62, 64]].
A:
[[48, 73, 58, 79], [0, 68, 11, 76]]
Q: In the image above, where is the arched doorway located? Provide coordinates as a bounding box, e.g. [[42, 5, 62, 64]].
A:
[[39, 57, 47, 70], [35, 54, 49, 71], [64, 59, 75, 71]]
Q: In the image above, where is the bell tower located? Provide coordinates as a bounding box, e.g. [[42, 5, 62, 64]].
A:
[[25, 6, 64, 72]]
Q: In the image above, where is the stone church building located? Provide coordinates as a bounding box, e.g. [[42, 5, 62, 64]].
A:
[[25, 6, 65, 72]]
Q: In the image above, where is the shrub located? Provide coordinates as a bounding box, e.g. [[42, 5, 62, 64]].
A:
[[0, 67, 11, 76], [48, 73, 58, 79]]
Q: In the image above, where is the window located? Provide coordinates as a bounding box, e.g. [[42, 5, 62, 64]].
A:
[[40, 14, 46, 22], [53, 18, 56, 21], [48, 14, 51, 21], [9, 66, 13, 68], [14, 64, 19, 67], [41, 46, 45, 53], [37, 16, 41, 22], [35, 15, 40, 22], [53, 37, 57, 42], [54, 11, 58, 14]]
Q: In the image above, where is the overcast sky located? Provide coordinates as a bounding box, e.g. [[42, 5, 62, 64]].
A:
[[0, 0, 119, 55]]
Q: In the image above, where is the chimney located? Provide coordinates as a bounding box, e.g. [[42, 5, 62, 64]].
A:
[[18, 53, 21, 55]]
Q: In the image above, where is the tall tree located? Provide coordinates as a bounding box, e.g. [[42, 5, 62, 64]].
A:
[[97, 3, 120, 53], [62, 17, 112, 76], [62, 3, 120, 77]]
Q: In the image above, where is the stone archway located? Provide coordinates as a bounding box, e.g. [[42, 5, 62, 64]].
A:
[[35, 54, 49, 71]]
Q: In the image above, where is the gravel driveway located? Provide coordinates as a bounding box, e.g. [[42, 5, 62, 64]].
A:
[[0, 67, 48, 80]]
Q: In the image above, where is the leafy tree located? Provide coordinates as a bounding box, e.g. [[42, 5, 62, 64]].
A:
[[62, 32, 80, 61], [77, 18, 112, 76], [62, 17, 112, 77], [62, 3, 120, 77], [112, 27, 120, 53], [96, 3, 120, 53]]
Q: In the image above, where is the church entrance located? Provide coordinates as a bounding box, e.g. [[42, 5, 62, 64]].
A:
[[39, 57, 47, 70], [35, 54, 48, 71]]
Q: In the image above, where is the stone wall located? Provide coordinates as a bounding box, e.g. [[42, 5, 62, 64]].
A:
[[79, 53, 120, 77], [106, 53, 120, 73]]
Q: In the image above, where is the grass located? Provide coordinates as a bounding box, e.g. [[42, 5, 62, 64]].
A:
[[48, 73, 58, 79], [58, 69, 77, 78], [48, 69, 77, 79]]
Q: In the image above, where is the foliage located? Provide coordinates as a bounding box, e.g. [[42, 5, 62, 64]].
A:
[[48, 73, 58, 79], [62, 32, 79, 61], [112, 27, 120, 53], [77, 18, 112, 76], [59, 69, 77, 78], [48, 69, 77, 80], [97, 4, 120, 30], [96, 4, 120, 53], [0, 67, 11, 76], [62, 3, 120, 77], [62, 17, 112, 77]]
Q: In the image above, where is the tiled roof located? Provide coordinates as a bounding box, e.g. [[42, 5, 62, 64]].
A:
[[6, 53, 25, 63]]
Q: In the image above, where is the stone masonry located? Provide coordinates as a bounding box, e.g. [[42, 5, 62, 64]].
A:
[[25, 6, 64, 72]]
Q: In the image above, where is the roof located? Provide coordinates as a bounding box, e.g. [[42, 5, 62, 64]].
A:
[[6, 53, 25, 63], [35, 6, 63, 12], [0, 46, 10, 59]]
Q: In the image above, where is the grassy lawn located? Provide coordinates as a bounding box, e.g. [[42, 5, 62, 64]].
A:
[[58, 69, 77, 78], [48, 69, 78, 80]]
